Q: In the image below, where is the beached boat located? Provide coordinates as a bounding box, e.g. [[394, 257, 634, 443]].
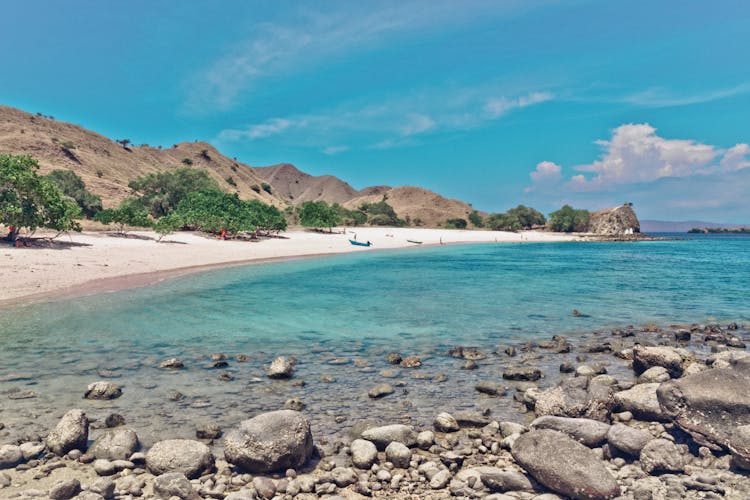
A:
[[349, 239, 372, 247], [406, 239, 423, 244]]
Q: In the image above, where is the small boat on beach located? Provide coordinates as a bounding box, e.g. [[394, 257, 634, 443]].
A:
[[406, 239, 423, 245], [349, 239, 372, 247]]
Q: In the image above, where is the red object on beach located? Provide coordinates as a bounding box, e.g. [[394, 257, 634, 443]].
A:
[[221, 229, 227, 240]]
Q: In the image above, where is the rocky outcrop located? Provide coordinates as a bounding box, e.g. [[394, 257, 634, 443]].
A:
[[223, 410, 313, 473], [588, 204, 640, 235]]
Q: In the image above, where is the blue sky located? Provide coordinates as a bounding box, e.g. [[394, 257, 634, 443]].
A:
[[2, 0, 749, 222]]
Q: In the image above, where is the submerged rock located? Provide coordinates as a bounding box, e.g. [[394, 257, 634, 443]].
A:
[[368, 383, 394, 399], [267, 356, 295, 379], [84, 381, 122, 400], [224, 410, 313, 473], [159, 358, 184, 369], [503, 367, 542, 381], [512, 429, 620, 499]]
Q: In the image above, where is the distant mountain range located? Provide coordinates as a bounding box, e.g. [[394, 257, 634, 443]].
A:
[[0, 105, 476, 227], [640, 220, 744, 233]]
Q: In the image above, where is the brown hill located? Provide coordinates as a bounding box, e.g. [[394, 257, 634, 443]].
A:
[[254, 163, 360, 204], [345, 186, 477, 227], [0, 105, 283, 207]]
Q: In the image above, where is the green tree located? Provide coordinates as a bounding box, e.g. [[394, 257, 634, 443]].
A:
[[128, 168, 219, 218], [548, 205, 590, 232], [445, 218, 468, 229], [506, 205, 546, 229], [94, 198, 152, 234], [359, 200, 405, 226], [1, 154, 81, 241], [46, 169, 103, 218], [153, 212, 183, 242], [468, 211, 484, 228], [297, 201, 342, 231]]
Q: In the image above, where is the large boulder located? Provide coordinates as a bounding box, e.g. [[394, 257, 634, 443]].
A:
[[512, 429, 620, 499], [657, 358, 750, 463], [534, 376, 615, 422], [606, 424, 651, 457], [350, 439, 378, 469], [146, 439, 214, 479], [530, 416, 610, 447], [588, 205, 639, 235], [224, 410, 313, 473], [614, 383, 669, 421], [639, 438, 690, 474], [632, 346, 686, 378], [267, 357, 295, 379], [89, 428, 139, 461], [47, 409, 89, 456], [361, 424, 417, 449]]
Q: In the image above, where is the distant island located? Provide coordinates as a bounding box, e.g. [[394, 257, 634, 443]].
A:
[[688, 227, 750, 234]]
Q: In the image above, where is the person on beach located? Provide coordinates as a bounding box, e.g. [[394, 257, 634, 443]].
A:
[[220, 228, 227, 240]]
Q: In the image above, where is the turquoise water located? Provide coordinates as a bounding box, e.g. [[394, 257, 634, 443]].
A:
[[0, 233, 748, 445]]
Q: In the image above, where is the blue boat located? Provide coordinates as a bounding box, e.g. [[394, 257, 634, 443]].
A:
[[349, 239, 372, 247]]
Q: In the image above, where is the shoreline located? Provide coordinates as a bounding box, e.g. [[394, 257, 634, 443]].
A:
[[0, 227, 585, 308]]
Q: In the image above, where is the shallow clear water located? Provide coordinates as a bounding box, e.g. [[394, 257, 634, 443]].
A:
[[1, 233, 748, 446]]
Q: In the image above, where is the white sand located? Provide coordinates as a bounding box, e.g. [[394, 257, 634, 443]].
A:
[[0, 227, 582, 304]]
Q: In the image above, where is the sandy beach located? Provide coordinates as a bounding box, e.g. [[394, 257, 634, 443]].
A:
[[0, 228, 581, 305]]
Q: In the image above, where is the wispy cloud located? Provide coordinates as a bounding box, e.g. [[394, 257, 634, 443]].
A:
[[485, 91, 553, 118], [322, 145, 349, 155], [622, 83, 750, 108], [185, 1, 532, 113]]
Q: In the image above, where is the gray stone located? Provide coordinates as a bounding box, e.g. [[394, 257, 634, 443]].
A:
[[730, 425, 750, 470], [49, 479, 81, 500], [614, 383, 669, 421], [283, 398, 305, 411], [530, 416, 610, 447], [84, 381, 122, 400], [434, 412, 460, 433], [115, 474, 143, 496], [331, 466, 358, 487], [385, 441, 411, 468], [350, 439, 378, 469], [417, 430, 435, 449], [658, 358, 750, 463], [224, 410, 313, 473], [475, 381, 505, 395], [19, 442, 44, 461], [361, 424, 417, 449], [47, 409, 88, 456], [93, 459, 116, 476], [534, 376, 615, 422], [499, 421, 527, 438], [89, 428, 139, 461], [479, 467, 534, 492], [159, 357, 184, 369], [637, 366, 670, 384], [639, 438, 690, 473], [453, 410, 491, 427], [196, 422, 222, 440], [145, 439, 214, 479], [606, 424, 651, 457], [503, 367, 542, 381], [267, 356, 295, 378], [153, 471, 195, 499], [0, 445, 22, 469], [368, 383, 394, 398], [90, 477, 115, 498], [430, 469, 451, 489], [511, 429, 620, 500], [632, 346, 685, 377], [252, 477, 276, 499]]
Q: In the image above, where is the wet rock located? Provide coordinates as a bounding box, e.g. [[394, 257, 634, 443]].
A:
[[632, 346, 685, 378], [350, 439, 378, 469], [104, 413, 125, 428], [152, 472, 194, 499], [530, 416, 610, 447], [49, 479, 81, 500], [639, 438, 690, 473], [453, 410, 491, 428], [84, 381, 122, 400], [368, 383, 394, 399], [253, 477, 276, 499], [0, 445, 22, 469], [417, 430, 435, 449], [386, 353, 402, 364], [146, 439, 214, 479], [512, 429, 620, 500], [448, 346, 486, 360], [93, 459, 116, 476], [159, 357, 184, 369], [19, 442, 44, 461], [400, 356, 422, 368], [499, 421, 527, 437], [434, 412, 460, 433], [284, 398, 306, 411], [385, 441, 411, 468], [196, 422, 222, 440], [475, 381, 505, 396], [224, 410, 313, 473], [168, 390, 184, 401], [560, 362, 575, 373], [461, 360, 478, 370], [47, 409, 88, 456], [331, 466, 357, 487], [614, 383, 669, 421], [89, 428, 139, 461], [503, 367, 542, 381], [361, 424, 417, 449], [534, 376, 615, 422], [637, 366, 670, 384], [606, 423, 652, 457], [267, 356, 295, 379], [658, 358, 750, 461]]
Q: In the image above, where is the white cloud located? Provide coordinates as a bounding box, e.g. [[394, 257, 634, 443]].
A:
[[217, 118, 297, 141], [401, 114, 436, 136], [525, 161, 562, 192], [485, 91, 553, 119], [322, 145, 349, 155], [566, 123, 720, 191], [623, 83, 750, 108], [719, 143, 750, 172]]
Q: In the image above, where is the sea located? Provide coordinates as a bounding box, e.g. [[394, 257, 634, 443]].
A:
[[1, 233, 748, 446]]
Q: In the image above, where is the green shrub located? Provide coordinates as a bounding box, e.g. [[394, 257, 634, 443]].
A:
[[250, 184, 261, 193], [46, 169, 102, 218], [468, 211, 484, 227], [297, 201, 342, 231], [261, 182, 272, 194], [445, 218, 467, 229], [181, 158, 193, 166], [94, 198, 151, 233], [225, 176, 237, 187], [548, 205, 590, 232], [128, 168, 219, 218]]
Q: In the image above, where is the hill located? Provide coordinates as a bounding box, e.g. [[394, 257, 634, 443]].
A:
[[253, 163, 359, 204], [589, 204, 640, 235], [640, 220, 738, 233], [0, 106, 282, 207]]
